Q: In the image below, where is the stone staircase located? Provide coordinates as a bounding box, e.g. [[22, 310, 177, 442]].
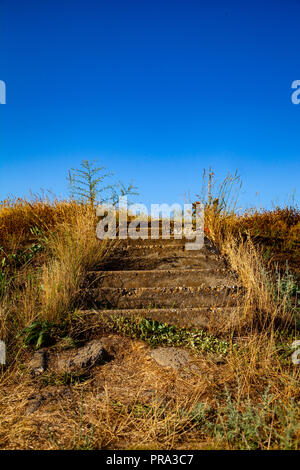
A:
[[80, 234, 242, 330], [78, 232, 241, 328]]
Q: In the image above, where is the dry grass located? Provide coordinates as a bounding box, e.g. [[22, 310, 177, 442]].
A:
[[203, 197, 299, 334], [40, 204, 114, 322], [0, 192, 299, 450], [0, 196, 82, 252], [0, 333, 299, 450], [0, 200, 116, 355]]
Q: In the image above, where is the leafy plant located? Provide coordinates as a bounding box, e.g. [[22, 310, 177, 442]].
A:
[[273, 263, 300, 314], [0, 264, 10, 298], [210, 389, 300, 450], [20, 320, 59, 349], [102, 315, 232, 355], [0, 242, 45, 270], [67, 159, 139, 206], [108, 180, 139, 206], [67, 160, 112, 206]]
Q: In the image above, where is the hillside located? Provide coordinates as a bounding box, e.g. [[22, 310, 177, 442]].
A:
[[0, 199, 299, 450]]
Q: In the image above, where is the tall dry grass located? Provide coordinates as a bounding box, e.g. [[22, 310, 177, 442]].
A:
[[200, 168, 299, 334], [0, 200, 115, 357], [0, 196, 82, 252], [40, 204, 114, 322]]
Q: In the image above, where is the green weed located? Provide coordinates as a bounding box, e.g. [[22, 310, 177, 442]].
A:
[[19, 320, 62, 349], [102, 315, 233, 355]]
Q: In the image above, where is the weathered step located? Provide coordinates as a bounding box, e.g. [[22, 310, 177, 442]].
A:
[[111, 246, 214, 258], [113, 239, 216, 254], [99, 253, 225, 271], [115, 236, 218, 251], [82, 286, 242, 309], [76, 306, 238, 330], [86, 269, 238, 288], [116, 240, 203, 250], [117, 232, 216, 246], [116, 227, 202, 238], [115, 235, 185, 244]]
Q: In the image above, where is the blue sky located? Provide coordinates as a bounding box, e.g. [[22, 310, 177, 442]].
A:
[[0, 0, 299, 210]]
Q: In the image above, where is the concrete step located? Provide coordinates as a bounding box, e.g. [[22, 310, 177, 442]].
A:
[[114, 236, 217, 250], [75, 306, 238, 330], [99, 253, 225, 271], [114, 244, 217, 254], [115, 227, 202, 237], [82, 286, 242, 309], [111, 245, 215, 256], [86, 269, 239, 288]]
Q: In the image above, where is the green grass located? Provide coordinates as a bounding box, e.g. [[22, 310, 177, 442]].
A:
[[188, 389, 300, 450], [39, 370, 91, 386], [19, 320, 66, 350]]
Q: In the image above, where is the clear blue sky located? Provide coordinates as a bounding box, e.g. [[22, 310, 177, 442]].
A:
[[0, 0, 299, 210]]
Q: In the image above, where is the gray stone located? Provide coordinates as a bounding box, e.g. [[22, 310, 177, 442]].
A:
[[149, 347, 191, 369], [56, 339, 110, 372], [26, 395, 44, 415], [29, 350, 48, 375]]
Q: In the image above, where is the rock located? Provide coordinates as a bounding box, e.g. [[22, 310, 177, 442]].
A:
[[26, 394, 44, 414], [25, 387, 72, 415], [29, 350, 48, 376], [211, 356, 226, 365], [149, 347, 191, 369], [56, 339, 111, 372]]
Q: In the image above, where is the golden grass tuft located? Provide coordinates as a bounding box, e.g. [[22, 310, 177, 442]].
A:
[[40, 204, 114, 322]]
